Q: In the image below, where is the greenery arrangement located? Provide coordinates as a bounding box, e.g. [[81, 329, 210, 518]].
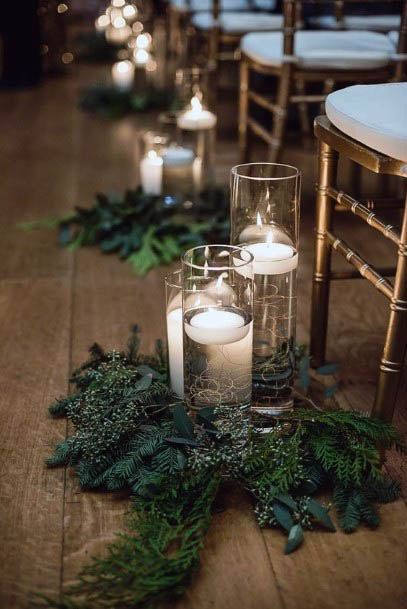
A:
[[20, 187, 229, 276], [79, 84, 177, 119], [42, 327, 403, 609]]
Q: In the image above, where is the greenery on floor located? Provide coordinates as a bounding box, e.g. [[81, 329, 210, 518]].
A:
[[20, 187, 229, 276], [41, 327, 403, 609]]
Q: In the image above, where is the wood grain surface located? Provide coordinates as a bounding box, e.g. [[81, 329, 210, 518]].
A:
[[0, 60, 406, 609]]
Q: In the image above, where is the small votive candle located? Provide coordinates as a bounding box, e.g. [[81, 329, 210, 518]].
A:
[[140, 150, 163, 195], [111, 60, 134, 91], [177, 94, 217, 131]]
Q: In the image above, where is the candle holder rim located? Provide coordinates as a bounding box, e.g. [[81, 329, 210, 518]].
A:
[[231, 162, 300, 181], [182, 244, 254, 272], [165, 268, 182, 289]]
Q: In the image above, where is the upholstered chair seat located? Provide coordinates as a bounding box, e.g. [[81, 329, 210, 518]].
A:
[[308, 14, 400, 32], [192, 11, 283, 33], [325, 82, 407, 162], [241, 30, 395, 69], [169, 0, 276, 12]]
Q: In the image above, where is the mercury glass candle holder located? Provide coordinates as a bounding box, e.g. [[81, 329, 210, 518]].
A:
[[165, 270, 184, 398], [182, 245, 254, 415], [230, 163, 301, 416]]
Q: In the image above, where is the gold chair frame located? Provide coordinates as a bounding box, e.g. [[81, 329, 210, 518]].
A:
[[239, 0, 407, 164], [311, 115, 407, 422]]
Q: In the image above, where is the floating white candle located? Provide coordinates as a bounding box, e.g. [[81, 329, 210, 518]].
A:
[[177, 95, 217, 131], [140, 150, 163, 195], [162, 146, 194, 166], [166, 307, 184, 398], [185, 308, 249, 345], [244, 237, 298, 275], [111, 60, 134, 91]]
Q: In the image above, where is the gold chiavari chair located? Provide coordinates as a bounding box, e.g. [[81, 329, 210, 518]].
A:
[[167, 0, 253, 55], [310, 82, 407, 422], [239, 0, 407, 164], [188, 0, 282, 70]]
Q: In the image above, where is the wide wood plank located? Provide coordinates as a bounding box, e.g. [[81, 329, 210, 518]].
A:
[[0, 277, 71, 607]]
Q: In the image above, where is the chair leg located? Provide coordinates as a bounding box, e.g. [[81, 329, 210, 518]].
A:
[[295, 78, 310, 135], [372, 193, 407, 422], [310, 140, 339, 368], [269, 66, 291, 163], [239, 58, 249, 163]]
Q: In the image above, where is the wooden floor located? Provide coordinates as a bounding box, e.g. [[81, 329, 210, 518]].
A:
[[0, 60, 406, 609]]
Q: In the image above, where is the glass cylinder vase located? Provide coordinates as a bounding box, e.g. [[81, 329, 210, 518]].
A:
[[230, 163, 301, 416], [165, 269, 184, 399], [182, 245, 254, 415]]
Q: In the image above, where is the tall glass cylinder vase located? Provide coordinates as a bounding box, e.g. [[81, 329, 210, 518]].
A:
[[182, 245, 254, 415], [230, 163, 301, 416], [165, 270, 184, 398]]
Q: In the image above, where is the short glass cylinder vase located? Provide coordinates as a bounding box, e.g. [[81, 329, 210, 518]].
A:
[[165, 269, 184, 399], [230, 163, 301, 416], [182, 245, 254, 415], [174, 66, 210, 110]]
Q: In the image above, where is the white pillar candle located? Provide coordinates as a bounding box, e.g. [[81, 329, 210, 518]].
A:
[[111, 60, 134, 91], [185, 308, 250, 345], [162, 146, 194, 167], [177, 95, 217, 131], [166, 307, 184, 398], [140, 150, 163, 195]]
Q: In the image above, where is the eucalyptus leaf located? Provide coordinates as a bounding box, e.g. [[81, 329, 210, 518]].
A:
[[285, 524, 304, 554], [273, 501, 294, 532], [173, 404, 195, 440], [307, 498, 336, 531], [134, 374, 153, 392], [274, 494, 298, 511]]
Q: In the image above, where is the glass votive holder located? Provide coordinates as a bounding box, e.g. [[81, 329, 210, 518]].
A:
[[174, 66, 209, 110], [176, 90, 217, 193], [230, 163, 301, 416], [182, 245, 254, 415], [165, 270, 184, 399]]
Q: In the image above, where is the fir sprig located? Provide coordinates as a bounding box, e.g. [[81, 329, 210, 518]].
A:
[[42, 330, 403, 608], [20, 187, 229, 275]]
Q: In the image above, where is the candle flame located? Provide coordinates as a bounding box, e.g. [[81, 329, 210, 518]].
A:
[[256, 212, 263, 229], [215, 274, 223, 289], [204, 245, 209, 259], [266, 232, 274, 245], [147, 150, 158, 159], [203, 260, 209, 278], [190, 94, 202, 114]]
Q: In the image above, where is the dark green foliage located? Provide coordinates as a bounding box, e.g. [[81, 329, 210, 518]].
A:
[[22, 187, 229, 276], [42, 470, 220, 609], [43, 331, 403, 608], [78, 84, 177, 119]]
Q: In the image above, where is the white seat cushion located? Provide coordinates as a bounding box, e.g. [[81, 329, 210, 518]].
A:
[[192, 11, 283, 33], [388, 30, 399, 46], [308, 14, 400, 33], [325, 83, 407, 162], [170, 0, 276, 12], [241, 30, 394, 69]]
